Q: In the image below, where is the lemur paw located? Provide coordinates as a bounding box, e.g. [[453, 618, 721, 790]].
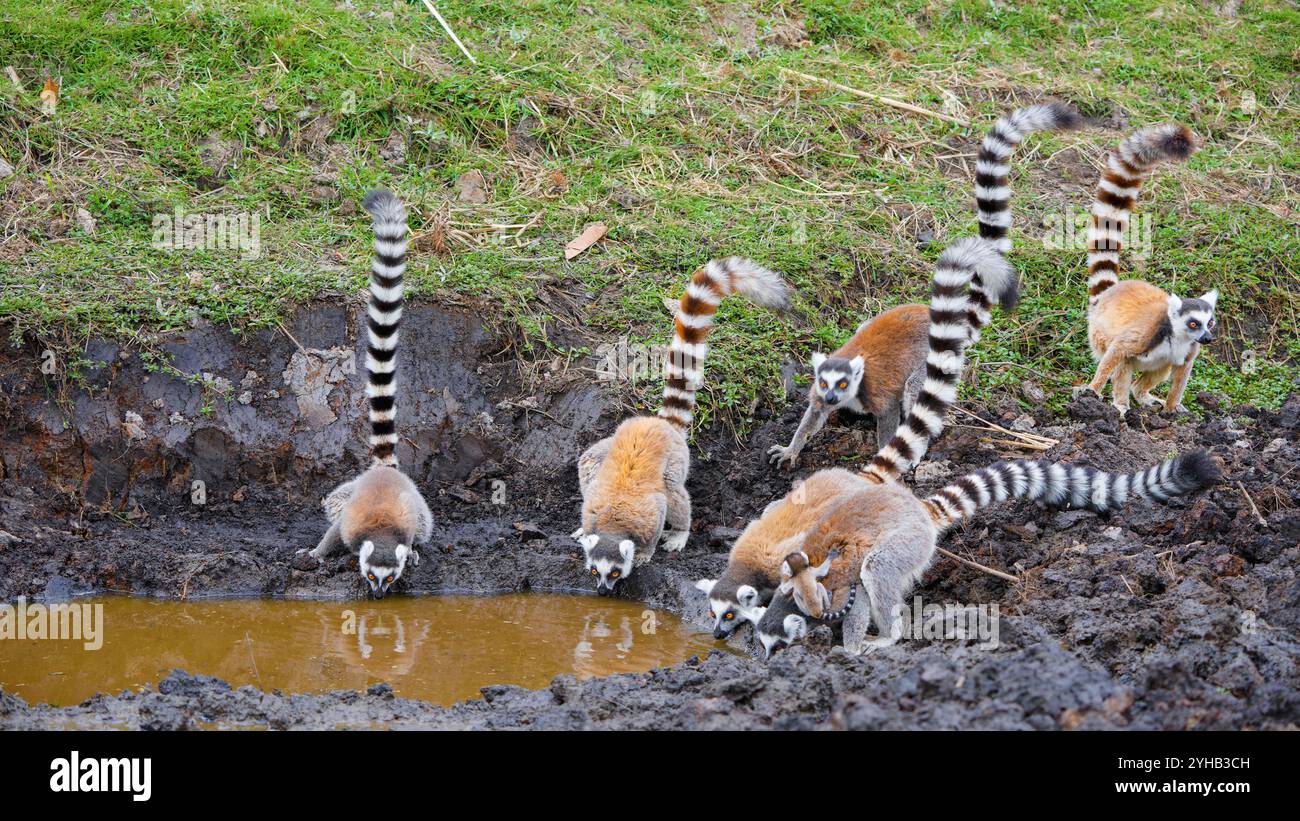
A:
[[1168, 403, 1188, 414], [662, 530, 689, 553], [1135, 395, 1162, 409], [570, 528, 585, 541], [1071, 385, 1099, 400], [767, 445, 797, 469]]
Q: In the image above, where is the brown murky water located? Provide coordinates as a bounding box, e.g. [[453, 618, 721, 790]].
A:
[[0, 595, 721, 707]]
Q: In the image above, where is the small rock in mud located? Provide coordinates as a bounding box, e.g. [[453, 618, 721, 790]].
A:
[[513, 521, 546, 541]]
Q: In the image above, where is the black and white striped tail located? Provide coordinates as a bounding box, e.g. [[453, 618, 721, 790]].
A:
[[361, 189, 408, 467], [971, 102, 1081, 329], [818, 583, 855, 623], [658, 257, 789, 430], [923, 449, 1220, 531], [1087, 124, 1196, 306], [860, 239, 1014, 485]]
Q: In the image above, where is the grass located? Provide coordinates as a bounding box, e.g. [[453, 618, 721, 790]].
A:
[[1, 0, 1296, 429]]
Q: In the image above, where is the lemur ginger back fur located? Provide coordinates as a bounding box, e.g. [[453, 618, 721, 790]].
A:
[[576, 258, 789, 595]]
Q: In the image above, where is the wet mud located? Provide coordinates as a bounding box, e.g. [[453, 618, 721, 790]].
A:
[[0, 300, 1297, 729]]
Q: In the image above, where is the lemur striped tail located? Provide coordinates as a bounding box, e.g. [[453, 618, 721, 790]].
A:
[[971, 102, 1081, 329], [819, 583, 855, 623], [860, 239, 1015, 484], [1087, 124, 1197, 306], [922, 449, 1220, 531], [658, 257, 790, 429], [361, 189, 408, 467]]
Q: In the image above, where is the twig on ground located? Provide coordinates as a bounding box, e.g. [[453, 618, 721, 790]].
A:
[[952, 406, 1059, 451], [937, 547, 1018, 582], [421, 1, 478, 64], [1238, 481, 1268, 528], [779, 67, 971, 127]]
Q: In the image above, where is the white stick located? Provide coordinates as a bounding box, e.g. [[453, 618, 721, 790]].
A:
[[420, 1, 477, 64]]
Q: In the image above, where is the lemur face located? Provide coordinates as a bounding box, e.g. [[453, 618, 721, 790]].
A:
[[358, 541, 411, 599], [810, 353, 864, 408], [581, 534, 634, 596], [1168, 290, 1218, 345], [756, 593, 808, 658], [695, 578, 766, 639]]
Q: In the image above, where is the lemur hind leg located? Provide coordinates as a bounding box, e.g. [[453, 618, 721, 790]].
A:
[[838, 582, 871, 655], [1110, 362, 1135, 413], [874, 400, 902, 449], [322, 478, 359, 523], [1132, 365, 1171, 408], [573, 436, 614, 539], [661, 442, 691, 552], [849, 528, 933, 655], [1078, 344, 1126, 401]]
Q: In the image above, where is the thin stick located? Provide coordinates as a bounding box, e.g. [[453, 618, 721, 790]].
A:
[[952, 406, 1059, 449], [937, 547, 1018, 582], [3, 66, 22, 92], [779, 67, 970, 127], [1238, 481, 1268, 528], [275, 320, 308, 356], [421, 1, 478, 65]]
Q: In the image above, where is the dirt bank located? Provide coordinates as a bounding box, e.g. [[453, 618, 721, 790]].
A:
[[1, 300, 1297, 729]]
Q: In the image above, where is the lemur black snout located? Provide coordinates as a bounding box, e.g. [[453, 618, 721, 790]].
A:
[[1200, 332, 1214, 344]]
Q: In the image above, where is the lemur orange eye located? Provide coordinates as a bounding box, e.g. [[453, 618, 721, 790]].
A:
[[611, 570, 620, 578], [385, 575, 394, 584], [818, 380, 827, 389], [1188, 320, 1199, 329], [591, 568, 599, 576], [837, 381, 848, 390], [367, 573, 376, 582], [724, 612, 735, 620]]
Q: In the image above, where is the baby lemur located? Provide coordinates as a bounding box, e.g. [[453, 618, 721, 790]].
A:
[[1076, 124, 1213, 413], [574, 258, 790, 596], [300, 190, 433, 598], [758, 449, 1219, 656], [700, 235, 1020, 633], [768, 102, 1080, 469]]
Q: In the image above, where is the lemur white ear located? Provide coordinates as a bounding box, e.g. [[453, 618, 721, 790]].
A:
[[359, 541, 374, 563], [780, 560, 793, 580], [395, 544, 410, 563], [810, 352, 826, 371], [1199, 289, 1218, 310], [618, 539, 635, 563], [737, 585, 759, 608], [695, 578, 717, 594], [849, 355, 864, 376], [579, 533, 599, 554], [1167, 294, 1182, 314]]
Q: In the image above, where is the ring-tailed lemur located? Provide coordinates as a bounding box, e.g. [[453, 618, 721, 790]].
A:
[[1072, 124, 1211, 413], [757, 449, 1219, 656], [298, 190, 433, 598], [768, 103, 1080, 469], [575, 258, 790, 596], [755, 579, 856, 659], [698, 236, 1019, 634]]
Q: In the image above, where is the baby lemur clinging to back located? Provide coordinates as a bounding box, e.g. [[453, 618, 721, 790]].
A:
[[1075, 124, 1212, 413], [301, 190, 433, 599], [574, 258, 790, 596], [768, 102, 1081, 469]]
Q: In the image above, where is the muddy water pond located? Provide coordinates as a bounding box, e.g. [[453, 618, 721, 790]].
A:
[[0, 595, 722, 707]]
